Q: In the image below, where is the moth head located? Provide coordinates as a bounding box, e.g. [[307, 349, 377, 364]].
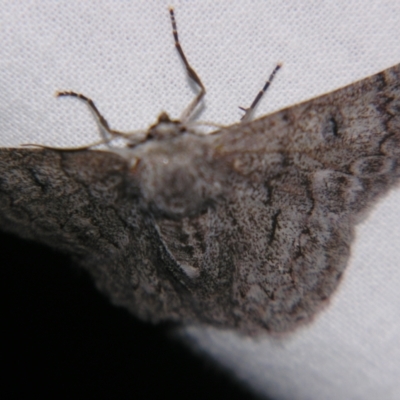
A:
[[146, 112, 185, 141]]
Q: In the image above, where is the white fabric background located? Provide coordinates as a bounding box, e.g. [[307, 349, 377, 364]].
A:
[[1, 1, 400, 399]]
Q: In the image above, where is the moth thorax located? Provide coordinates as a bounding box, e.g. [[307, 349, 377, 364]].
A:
[[132, 138, 223, 218]]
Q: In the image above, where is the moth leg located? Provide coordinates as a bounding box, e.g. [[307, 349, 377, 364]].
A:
[[56, 91, 148, 147], [239, 63, 282, 122], [169, 7, 206, 123]]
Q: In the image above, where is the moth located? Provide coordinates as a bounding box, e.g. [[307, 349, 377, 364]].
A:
[[1, 8, 400, 334]]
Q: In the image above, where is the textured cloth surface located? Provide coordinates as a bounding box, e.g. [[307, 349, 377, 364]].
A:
[[1, 1, 400, 399]]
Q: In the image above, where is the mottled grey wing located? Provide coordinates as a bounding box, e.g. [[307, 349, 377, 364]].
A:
[[0, 149, 197, 323], [152, 64, 400, 333], [1, 64, 400, 334]]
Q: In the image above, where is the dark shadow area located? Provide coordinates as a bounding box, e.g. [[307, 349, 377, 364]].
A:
[[0, 230, 263, 399]]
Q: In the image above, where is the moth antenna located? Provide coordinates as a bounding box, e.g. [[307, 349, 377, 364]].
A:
[[169, 7, 206, 123], [56, 91, 113, 145], [56, 91, 149, 148], [240, 63, 282, 122]]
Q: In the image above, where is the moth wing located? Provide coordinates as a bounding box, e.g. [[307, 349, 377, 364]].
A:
[[219, 64, 400, 332], [155, 64, 400, 332]]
